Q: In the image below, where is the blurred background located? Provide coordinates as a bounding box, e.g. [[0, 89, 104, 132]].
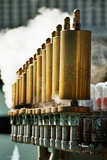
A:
[[0, 0, 107, 37], [0, 0, 107, 160]]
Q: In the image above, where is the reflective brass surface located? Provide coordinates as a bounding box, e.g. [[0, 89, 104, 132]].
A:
[[46, 42, 52, 101], [26, 63, 30, 104], [52, 25, 62, 99], [13, 82, 16, 108], [58, 106, 90, 113], [32, 109, 36, 114], [22, 66, 26, 105], [37, 48, 41, 55], [42, 44, 46, 103], [41, 108, 45, 114], [51, 107, 58, 113], [46, 38, 51, 44], [51, 31, 55, 42], [64, 17, 70, 30], [46, 107, 51, 114], [37, 54, 42, 103], [16, 69, 20, 106], [73, 9, 81, 30], [55, 24, 62, 36], [8, 110, 13, 116], [36, 108, 41, 114], [16, 77, 19, 106], [33, 55, 37, 105], [21, 108, 26, 114], [14, 82, 16, 107], [29, 58, 33, 104], [59, 30, 92, 100], [19, 69, 22, 105], [12, 84, 14, 108]]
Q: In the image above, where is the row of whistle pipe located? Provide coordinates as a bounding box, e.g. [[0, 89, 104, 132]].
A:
[[11, 9, 91, 109], [9, 108, 107, 156]]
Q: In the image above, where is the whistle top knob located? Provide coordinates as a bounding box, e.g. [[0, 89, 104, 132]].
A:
[[29, 57, 33, 64], [41, 43, 46, 49], [46, 38, 51, 44], [37, 48, 41, 55], [64, 17, 70, 30], [73, 9, 81, 30]]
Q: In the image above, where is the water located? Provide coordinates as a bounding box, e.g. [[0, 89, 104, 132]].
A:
[[1, 134, 107, 160], [0, 134, 38, 160]]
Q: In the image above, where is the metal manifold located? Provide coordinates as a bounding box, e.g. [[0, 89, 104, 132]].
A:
[[9, 108, 107, 156]]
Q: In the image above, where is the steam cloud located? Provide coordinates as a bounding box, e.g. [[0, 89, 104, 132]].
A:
[[0, 7, 107, 108], [91, 40, 107, 84], [0, 8, 71, 108]]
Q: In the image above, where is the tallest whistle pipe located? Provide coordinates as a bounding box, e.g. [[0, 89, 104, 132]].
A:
[[59, 9, 92, 100]]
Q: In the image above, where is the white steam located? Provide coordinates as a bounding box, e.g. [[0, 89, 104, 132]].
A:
[[91, 40, 107, 84], [11, 145, 20, 160], [0, 8, 71, 108], [54, 94, 70, 106]]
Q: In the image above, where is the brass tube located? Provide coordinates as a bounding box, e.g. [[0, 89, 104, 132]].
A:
[[33, 54, 37, 105], [46, 33, 55, 102], [12, 84, 14, 108], [22, 64, 26, 105], [19, 68, 22, 105], [26, 61, 30, 104], [41, 43, 46, 103], [29, 57, 33, 104], [14, 82, 16, 107], [52, 25, 62, 99], [36, 48, 42, 103], [59, 11, 91, 100], [16, 69, 21, 106], [13, 82, 16, 108], [16, 73, 19, 106]]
